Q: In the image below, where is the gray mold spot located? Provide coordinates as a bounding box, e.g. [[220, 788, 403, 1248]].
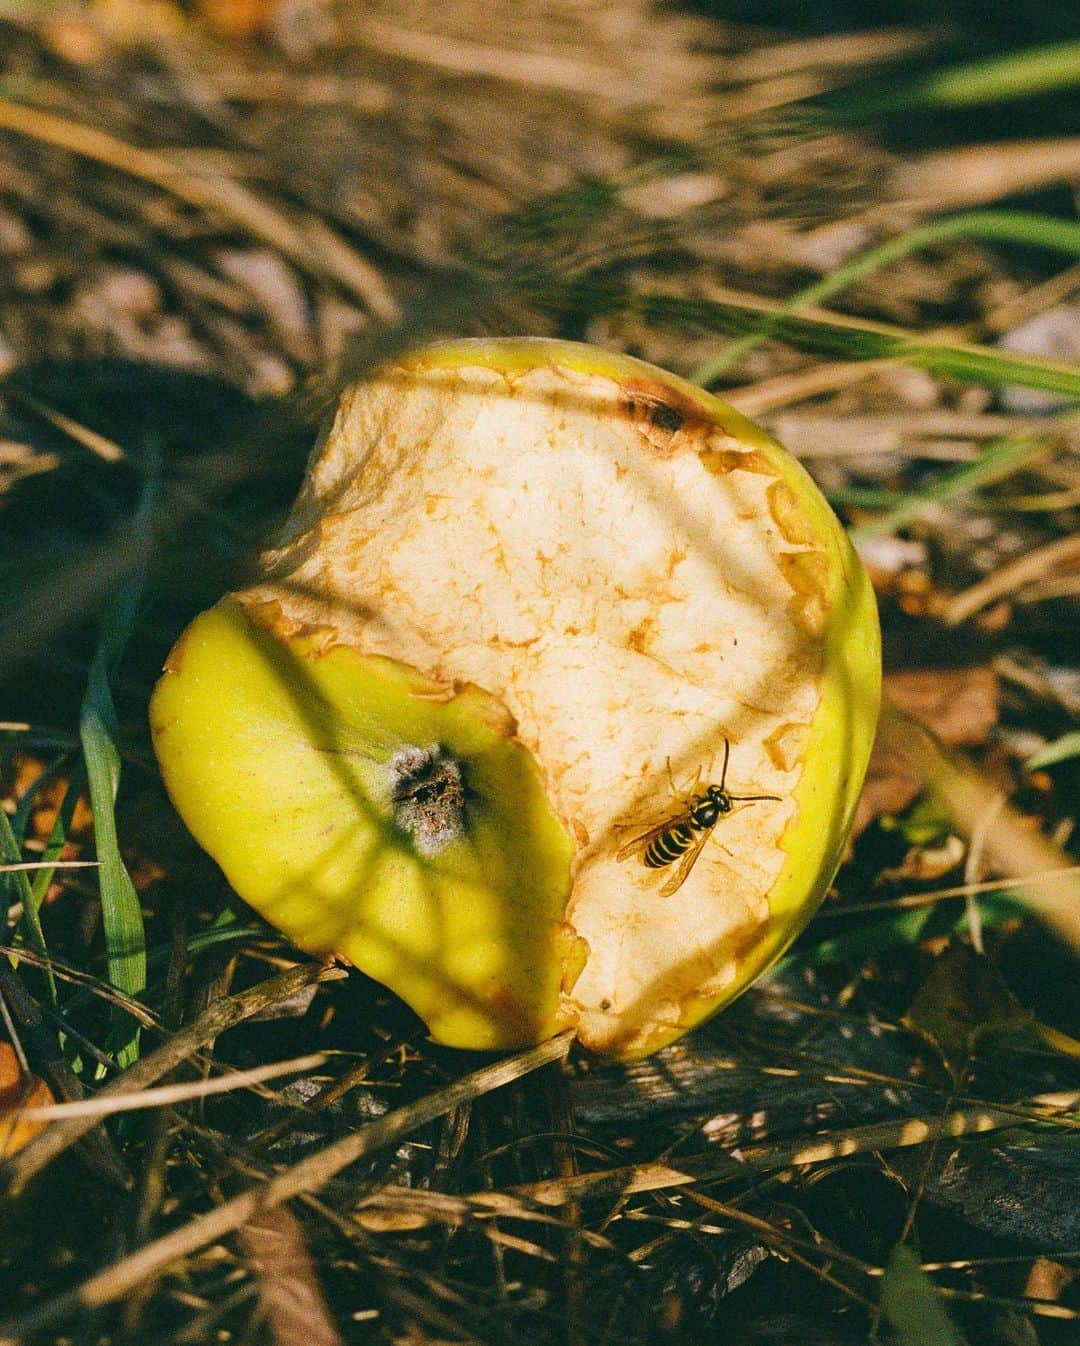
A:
[[388, 744, 466, 854]]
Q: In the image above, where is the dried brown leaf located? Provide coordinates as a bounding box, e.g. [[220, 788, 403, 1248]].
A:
[[902, 939, 1033, 1084], [240, 1204, 341, 1346], [195, 0, 277, 41], [877, 705, 1080, 953], [884, 668, 1000, 747], [852, 672, 1000, 837], [0, 1041, 55, 1160], [852, 737, 924, 840]]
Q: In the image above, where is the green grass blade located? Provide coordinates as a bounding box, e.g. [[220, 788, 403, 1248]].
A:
[[881, 1244, 968, 1346], [692, 211, 1080, 387], [0, 805, 57, 1004], [78, 440, 160, 1066], [848, 423, 1065, 542], [818, 39, 1080, 132], [1026, 731, 1080, 771], [910, 39, 1080, 107], [789, 892, 1023, 968], [853, 40, 1080, 120], [79, 665, 146, 1007], [140, 925, 265, 988], [628, 290, 1080, 399]]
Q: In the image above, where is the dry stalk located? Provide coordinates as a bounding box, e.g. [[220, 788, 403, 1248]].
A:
[[0, 1031, 573, 1342], [877, 704, 1080, 953], [0, 961, 340, 1195]]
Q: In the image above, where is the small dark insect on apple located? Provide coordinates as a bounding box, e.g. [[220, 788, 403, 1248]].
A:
[[615, 738, 779, 896]]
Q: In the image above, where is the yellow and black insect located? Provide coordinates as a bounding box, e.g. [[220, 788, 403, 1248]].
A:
[[615, 738, 780, 896]]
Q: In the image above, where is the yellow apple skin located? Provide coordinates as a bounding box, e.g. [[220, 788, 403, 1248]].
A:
[[150, 599, 578, 1049], [152, 338, 880, 1056]]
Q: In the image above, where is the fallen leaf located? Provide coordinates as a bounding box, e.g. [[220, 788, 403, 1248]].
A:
[[884, 667, 999, 746], [852, 738, 923, 839], [879, 834, 966, 884], [0, 1041, 55, 1159], [241, 1203, 342, 1346], [881, 1243, 968, 1346], [852, 669, 999, 838], [195, 0, 277, 39], [902, 940, 1033, 1085], [8, 755, 93, 849]]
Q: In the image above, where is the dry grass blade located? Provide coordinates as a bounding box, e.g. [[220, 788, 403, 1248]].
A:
[[942, 535, 1080, 626], [0, 961, 340, 1194], [345, 1095, 1077, 1231], [0, 1031, 573, 1340], [14, 1052, 327, 1122], [0, 384, 125, 463], [889, 136, 1080, 210], [648, 285, 1080, 398], [759, 411, 1046, 459], [354, 16, 643, 98], [0, 860, 98, 873], [935, 1286, 1078, 1323], [816, 867, 1080, 918], [0, 946, 165, 1023], [725, 359, 895, 415], [0, 98, 396, 314], [724, 27, 938, 81]]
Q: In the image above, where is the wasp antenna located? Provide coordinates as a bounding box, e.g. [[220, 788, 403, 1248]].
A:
[[718, 736, 731, 792], [665, 755, 677, 798], [728, 793, 782, 803]]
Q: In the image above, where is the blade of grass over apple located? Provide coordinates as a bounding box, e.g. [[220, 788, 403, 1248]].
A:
[[78, 440, 160, 1067], [625, 291, 1080, 400]]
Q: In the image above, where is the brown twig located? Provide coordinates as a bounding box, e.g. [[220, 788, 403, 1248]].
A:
[[0, 960, 340, 1196], [942, 534, 1080, 627], [0, 1031, 573, 1342], [0, 97, 397, 314]]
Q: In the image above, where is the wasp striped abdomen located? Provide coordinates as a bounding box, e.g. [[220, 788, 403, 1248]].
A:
[[643, 793, 724, 868], [644, 819, 695, 868]]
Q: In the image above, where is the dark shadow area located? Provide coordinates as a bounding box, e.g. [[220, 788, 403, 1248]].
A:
[[0, 360, 309, 721]]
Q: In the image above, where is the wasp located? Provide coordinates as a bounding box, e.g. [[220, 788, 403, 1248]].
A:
[[615, 738, 780, 896]]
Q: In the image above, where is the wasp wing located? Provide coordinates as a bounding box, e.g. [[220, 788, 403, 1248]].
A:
[[614, 808, 688, 863], [658, 825, 712, 897]]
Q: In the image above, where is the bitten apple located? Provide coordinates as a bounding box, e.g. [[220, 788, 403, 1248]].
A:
[[151, 339, 880, 1056]]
